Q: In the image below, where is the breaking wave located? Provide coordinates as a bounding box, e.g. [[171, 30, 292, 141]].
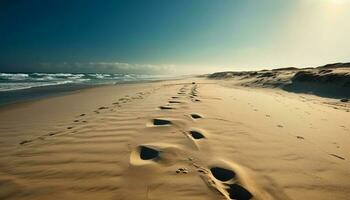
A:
[[0, 73, 171, 92]]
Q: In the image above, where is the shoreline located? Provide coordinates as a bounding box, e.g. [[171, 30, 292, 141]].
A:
[[0, 77, 184, 108]]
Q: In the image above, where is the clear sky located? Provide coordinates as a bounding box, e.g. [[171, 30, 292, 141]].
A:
[[1, 0, 349, 74]]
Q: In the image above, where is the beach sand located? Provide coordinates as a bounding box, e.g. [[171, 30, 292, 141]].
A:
[[0, 78, 349, 200]]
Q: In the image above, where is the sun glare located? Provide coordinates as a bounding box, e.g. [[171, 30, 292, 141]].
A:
[[332, 0, 347, 4]]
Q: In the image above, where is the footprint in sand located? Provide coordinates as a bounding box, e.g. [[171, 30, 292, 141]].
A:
[[19, 140, 32, 145], [169, 100, 182, 104], [159, 106, 174, 110], [139, 146, 160, 160], [190, 113, 202, 119], [98, 106, 109, 110], [189, 130, 205, 140], [210, 167, 236, 181], [118, 97, 130, 102], [226, 184, 253, 200], [176, 168, 189, 174], [153, 119, 172, 126], [132, 143, 185, 166], [48, 132, 56, 136], [20, 130, 62, 145], [192, 99, 201, 102], [332, 142, 340, 149], [210, 167, 253, 200]]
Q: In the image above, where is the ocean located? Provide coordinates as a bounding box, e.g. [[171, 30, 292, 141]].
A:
[[0, 72, 174, 105]]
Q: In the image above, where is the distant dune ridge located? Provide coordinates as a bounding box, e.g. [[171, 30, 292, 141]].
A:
[[208, 62, 350, 99]]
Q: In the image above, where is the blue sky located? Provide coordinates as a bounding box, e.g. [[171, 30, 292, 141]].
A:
[[0, 0, 349, 74]]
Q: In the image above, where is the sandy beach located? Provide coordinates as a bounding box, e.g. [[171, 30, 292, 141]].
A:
[[2, 0, 350, 199], [0, 76, 349, 200]]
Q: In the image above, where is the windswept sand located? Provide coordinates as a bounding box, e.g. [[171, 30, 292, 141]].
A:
[[208, 65, 350, 100], [0, 78, 349, 200]]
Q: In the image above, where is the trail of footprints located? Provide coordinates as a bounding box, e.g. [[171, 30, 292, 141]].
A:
[[18, 89, 155, 145], [19, 82, 253, 199], [134, 82, 253, 200], [15, 81, 347, 199]]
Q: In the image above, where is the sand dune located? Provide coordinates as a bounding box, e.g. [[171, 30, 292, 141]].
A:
[[0, 78, 349, 199], [208, 63, 350, 99]]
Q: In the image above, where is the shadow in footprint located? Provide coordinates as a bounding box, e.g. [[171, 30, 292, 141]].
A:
[[228, 184, 253, 200], [169, 100, 181, 104], [191, 114, 202, 119], [140, 146, 160, 160], [153, 119, 172, 126], [19, 140, 32, 145], [210, 166, 253, 200], [159, 106, 174, 110], [47, 132, 59, 136], [210, 167, 236, 181], [190, 130, 205, 139]]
